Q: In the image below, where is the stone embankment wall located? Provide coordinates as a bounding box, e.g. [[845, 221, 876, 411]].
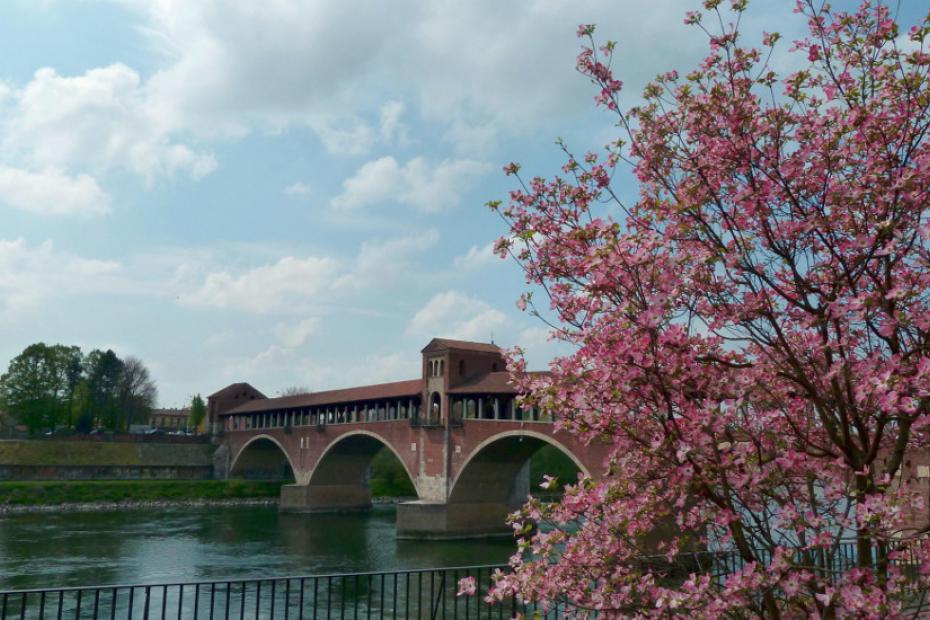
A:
[[0, 440, 215, 481]]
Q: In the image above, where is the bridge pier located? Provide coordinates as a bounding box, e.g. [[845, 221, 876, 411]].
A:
[[396, 500, 514, 539], [396, 461, 530, 539], [279, 483, 372, 513]]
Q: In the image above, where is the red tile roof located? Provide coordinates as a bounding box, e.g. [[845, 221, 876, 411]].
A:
[[421, 338, 502, 354], [208, 382, 267, 400], [222, 379, 423, 415], [447, 371, 550, 394]]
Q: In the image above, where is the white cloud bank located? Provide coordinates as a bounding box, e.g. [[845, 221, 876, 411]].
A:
[[331, 156, 489, 213], [0, 239, 124, 314], [181, 230, 440, 313], [406, 291, 508, 341], [120, 0, 728, 154], [3, 64, 216, 184], [0, 166, 110, 217]]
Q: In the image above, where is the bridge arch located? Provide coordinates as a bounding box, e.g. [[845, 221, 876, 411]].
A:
[[229, 434, 297, 481], [309, 430, 421, 497], [449, 430, 588, 507], [284, 429, 421, 512]]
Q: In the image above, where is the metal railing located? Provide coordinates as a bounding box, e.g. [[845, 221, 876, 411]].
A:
[[0, 565, 562, 620], [2, 541, 924, 619]]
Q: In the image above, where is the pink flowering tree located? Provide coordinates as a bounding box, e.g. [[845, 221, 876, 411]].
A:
[[488, 1, 930, 617]]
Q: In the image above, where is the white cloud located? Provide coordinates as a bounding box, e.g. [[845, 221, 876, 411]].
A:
[[0, 239, 124, 315], [274, 316, 321, 348], [181, 230, 439, 313], [307, 116, 377, 156], [0, 166, 110, 216], [331, 156, 489, 213], [379, 100, 407, 144], [330, 157, 400, 210], [3, 64, 216, 184], [406, 291, 508, 341], [452, 241, 498, 272], [118, 0, 734, 157], [283, 181, 312, 196], [179, 255, 338, 313], [332, 229, 439, 293]]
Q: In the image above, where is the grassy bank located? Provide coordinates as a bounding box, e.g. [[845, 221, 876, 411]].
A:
[[0, 439, 213, 467], [0, 479, 282, 506]]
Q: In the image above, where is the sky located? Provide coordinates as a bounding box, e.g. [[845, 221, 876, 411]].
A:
[[0, 0, 924, 407]]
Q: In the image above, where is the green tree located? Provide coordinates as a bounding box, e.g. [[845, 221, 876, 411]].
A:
[[118, 356, 157, 430], [84, 349, 124, 431], [189, 394, 207, 432], [0, 343, 68, 434], [54, 345, 83, 428]]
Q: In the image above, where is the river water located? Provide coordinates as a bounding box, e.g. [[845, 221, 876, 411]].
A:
[[0, 505, 515, 591]]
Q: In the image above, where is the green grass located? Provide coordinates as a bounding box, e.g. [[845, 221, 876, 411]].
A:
[[0, 440, 213, 467], [0, 479, 282, 506]]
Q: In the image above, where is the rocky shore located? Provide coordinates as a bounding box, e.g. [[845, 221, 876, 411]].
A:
[[0, 496, 278, 516], [0, 495, 420, 515]]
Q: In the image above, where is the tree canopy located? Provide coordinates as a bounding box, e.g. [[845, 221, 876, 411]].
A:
[[484, 1, 930, 617], [0, 344, 157, 434]]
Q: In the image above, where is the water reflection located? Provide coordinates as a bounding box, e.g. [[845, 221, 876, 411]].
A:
[[0, 506, 515, 590]]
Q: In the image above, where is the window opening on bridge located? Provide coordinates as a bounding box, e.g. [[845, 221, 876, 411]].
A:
[[458, 359, 465, 377], [429, 392, 441, 424]]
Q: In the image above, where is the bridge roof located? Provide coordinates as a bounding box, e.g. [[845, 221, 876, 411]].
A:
[[447, 371, 549, 394], [221, 379, 423, 415]]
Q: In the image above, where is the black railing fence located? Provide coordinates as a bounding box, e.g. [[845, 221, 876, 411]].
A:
[[1, 541, 925, 619], [0, 565, 564, 620]]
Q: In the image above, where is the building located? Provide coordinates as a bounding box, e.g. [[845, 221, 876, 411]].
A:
[[206, 382, 266, 436], [150, 407, 192, 431]]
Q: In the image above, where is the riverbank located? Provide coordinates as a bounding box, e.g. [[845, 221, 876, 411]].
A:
[[0, 479, 282, 513], [0, 479, 423, 515], [0, 439, 215, 481]]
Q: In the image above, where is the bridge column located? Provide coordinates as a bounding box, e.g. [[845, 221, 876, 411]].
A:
[[280, 480, 372, 513], [396, 461, 529, 539]]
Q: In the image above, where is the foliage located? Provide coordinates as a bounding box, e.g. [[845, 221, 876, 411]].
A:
[[0, 344, 158, 434], [118, 357, 157, 429], [278, 386, 311, 397], [0, 344, 77, 435], [488, 1, 930, 617], [84, 349, 124, 431], [529, 445, 580, 492], [190, 394, 207, 431], [369, 447, 416, 497]]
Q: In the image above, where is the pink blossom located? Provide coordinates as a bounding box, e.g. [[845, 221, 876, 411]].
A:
[[488, 0, 930, 617], [456, 576, 477, 597]]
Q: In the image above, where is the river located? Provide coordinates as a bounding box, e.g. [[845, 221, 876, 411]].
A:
[[0, 505, 515, 591]]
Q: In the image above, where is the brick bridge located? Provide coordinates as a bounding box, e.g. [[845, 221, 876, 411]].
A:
[[211, 338, 608, 539]]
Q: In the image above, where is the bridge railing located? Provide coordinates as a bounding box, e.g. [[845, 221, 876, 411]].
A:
[[0, 565, 562, 620]]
